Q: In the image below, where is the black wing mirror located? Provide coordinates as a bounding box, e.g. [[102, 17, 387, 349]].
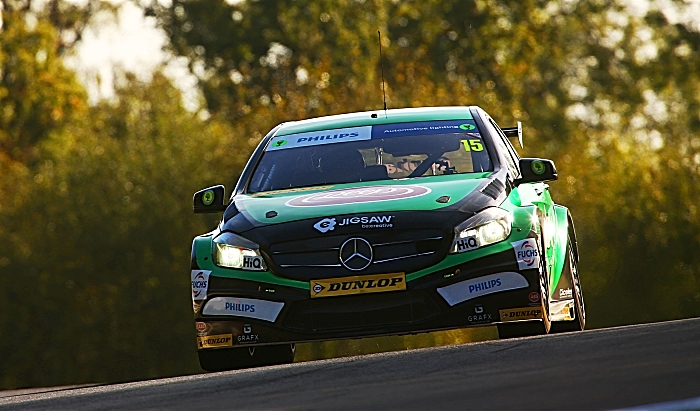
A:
[[193, 185, 227, 213], [515, 158, 558, 185]]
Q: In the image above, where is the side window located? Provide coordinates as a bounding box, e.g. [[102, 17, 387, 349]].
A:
[[485, 119, 518, 176]]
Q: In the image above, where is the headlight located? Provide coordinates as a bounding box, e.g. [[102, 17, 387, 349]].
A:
[[450, 208, 513, 253], [213, 232, 267, 271]]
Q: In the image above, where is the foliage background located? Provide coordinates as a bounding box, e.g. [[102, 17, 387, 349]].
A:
[[1, 0, 699, 389]]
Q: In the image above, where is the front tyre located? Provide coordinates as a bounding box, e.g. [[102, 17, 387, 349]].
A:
[[198, 343, 296, 372]]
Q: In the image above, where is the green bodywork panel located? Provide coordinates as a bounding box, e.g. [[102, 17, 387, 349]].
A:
[[195, 214, 534, 291], [506, 183, 569, 297], [276, 107, 474, 136], [196, 182, 547, 291], [239, 173, 490, 224], [196, 180, 570, 298]]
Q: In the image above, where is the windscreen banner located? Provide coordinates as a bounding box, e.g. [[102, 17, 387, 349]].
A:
[[266, 120, 478, 151]]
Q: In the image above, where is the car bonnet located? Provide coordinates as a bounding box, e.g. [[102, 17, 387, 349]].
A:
[[230, 172, 492, 227]]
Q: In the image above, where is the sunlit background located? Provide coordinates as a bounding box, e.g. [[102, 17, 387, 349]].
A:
[[1, 0, 699, 390]]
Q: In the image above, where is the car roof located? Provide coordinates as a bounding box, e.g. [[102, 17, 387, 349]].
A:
[[276, 106, 480, 136]]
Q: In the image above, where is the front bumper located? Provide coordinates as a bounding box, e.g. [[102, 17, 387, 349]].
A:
[[193, 246, 543, 349]]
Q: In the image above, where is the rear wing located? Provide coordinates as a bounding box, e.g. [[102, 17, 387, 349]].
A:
[[502, 121, 523, 148]]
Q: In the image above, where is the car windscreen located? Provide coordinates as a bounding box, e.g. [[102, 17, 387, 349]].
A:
[[247, 119, 492, 193]]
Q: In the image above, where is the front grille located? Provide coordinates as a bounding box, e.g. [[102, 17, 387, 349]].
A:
[[282, 290, 441, 332], [268, 229, 449, 281]]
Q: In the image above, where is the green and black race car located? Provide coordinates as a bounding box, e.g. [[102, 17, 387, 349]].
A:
[[190, 106, 585, 371]]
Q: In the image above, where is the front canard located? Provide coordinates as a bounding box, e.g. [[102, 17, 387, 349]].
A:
[[311, 272, 406, 298]]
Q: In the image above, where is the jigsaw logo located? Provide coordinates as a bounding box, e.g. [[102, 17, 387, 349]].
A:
[[314, 218, 337, 233]]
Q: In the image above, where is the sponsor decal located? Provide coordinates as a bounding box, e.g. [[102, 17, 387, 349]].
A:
[[267, 126, 371, 151], [225, 302, 255, 312], [468, 314, 493, 324], [499, 307, 543, 322], [468, 304, 492, 324], [339, 215, 394, 229], [195, 321, 207, 333], [314, 217, 337, 233], [242, 255, 265, 270], [238, 324, 259, 344], [529, 291, 540, 303], [191, 270, 211, 301], [311, 272, 406, 298], [198, 334, 233, 349], [286, 185, 431, 207], [202, 297, 284, 322], [202, 190, 215, 206], [454, 235, 478, 253], [436, 272, 529, 307], [559, 288, 573, 299], [511, 239, 541, 270], [531, 160, 546, 175], [312, 283, 325, 294], [315, 215, 394, 232], [370, 120, 477, 138]]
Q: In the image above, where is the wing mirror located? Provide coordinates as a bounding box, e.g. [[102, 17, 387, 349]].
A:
[[514, 158, 558, 185], [193, 185, 227, 213]]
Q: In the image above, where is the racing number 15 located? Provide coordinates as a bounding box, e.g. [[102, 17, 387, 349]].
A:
[[461, 139, 484, 152]]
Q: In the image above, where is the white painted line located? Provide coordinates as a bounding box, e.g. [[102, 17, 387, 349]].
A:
[[611, 395, 700, 411]]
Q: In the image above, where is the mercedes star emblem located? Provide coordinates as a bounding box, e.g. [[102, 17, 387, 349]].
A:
[[339, 237, 373, 271]]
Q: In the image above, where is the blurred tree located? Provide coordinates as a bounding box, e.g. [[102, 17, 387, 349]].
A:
[[0, 8, 88, 164], [2, 0, 700, 391], [0, 72, 256, 388]]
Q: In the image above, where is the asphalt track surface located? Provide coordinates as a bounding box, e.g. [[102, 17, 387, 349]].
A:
[[2, 317, 699, 411]]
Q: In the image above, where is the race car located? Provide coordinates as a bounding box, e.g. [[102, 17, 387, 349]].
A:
[[190, 106, 585, 371]]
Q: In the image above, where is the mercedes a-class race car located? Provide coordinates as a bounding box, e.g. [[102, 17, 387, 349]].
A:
[[190, 106, 585, 371]]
